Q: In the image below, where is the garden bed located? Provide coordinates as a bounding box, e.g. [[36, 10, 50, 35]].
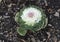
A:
[[0, 0, 60, 42]]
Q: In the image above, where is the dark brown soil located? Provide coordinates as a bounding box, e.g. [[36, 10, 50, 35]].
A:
[[0, 0, 60, 42]]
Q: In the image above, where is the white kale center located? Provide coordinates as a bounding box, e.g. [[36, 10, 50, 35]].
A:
[[21, 7, 42, 26]]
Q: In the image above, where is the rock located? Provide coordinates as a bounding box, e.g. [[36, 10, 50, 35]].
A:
[[54, 12, 59, 17], [0, 0, 2, 3]]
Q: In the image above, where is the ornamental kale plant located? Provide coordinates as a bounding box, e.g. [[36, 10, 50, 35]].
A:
[[15, 5, 48, 36]]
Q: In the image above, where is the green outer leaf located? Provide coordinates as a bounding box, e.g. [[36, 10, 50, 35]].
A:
[[31, 9, 48, 31], [17, 27, 27, 36], [15, 12, 19, 23]]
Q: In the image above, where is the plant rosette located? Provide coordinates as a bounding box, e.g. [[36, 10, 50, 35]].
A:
[[15, 5, 48, 36]]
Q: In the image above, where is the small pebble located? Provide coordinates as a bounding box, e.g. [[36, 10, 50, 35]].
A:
[[3, 16, 10, 18], [31, 38, 36, 42], [54, 12, 59, 17], [0, 32, 3, 35], [57, 9, 60, 12], [0, 0, 2, 3], [0, 16, 2, 19], [8, 3, 12, 8], [48, 24, 52, 26]]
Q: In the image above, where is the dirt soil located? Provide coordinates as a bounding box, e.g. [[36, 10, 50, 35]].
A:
[[0, 0, 60, 42]]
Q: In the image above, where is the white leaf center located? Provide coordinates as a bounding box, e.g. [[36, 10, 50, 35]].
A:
[[21, 7, 42, 26]]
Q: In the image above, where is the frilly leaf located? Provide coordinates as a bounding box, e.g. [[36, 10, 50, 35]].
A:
[[17, 27, 27, 36]]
